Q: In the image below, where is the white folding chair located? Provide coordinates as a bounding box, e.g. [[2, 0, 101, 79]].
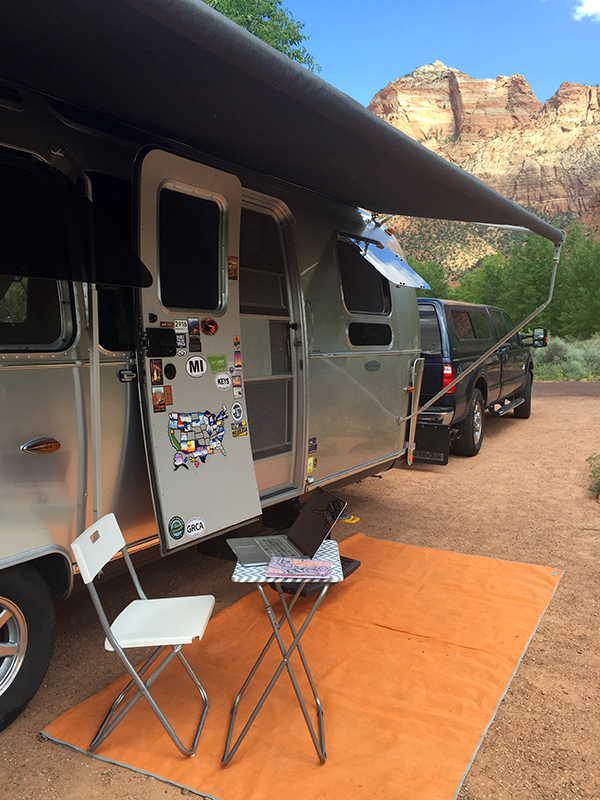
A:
[[71, 513, 215, 757]]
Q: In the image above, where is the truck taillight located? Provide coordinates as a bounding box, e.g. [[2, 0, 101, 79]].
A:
[[442, 364, 455, 394]]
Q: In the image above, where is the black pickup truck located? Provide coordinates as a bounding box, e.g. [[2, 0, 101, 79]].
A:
[[417, 298, 547, 456]]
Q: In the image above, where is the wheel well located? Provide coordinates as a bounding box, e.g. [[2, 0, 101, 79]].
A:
[[28, 553, 72, 599], [475, 378, 488, 404]]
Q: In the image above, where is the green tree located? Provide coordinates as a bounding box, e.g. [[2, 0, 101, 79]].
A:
[[452, 253, 504, 305], [206, 0, 320, 71], [408, 258, 451, 299]]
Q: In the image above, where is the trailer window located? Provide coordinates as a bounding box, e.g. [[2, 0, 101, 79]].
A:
[[0, 276, 73, 350], [239, 208, 288, 316], [348, 322, 392, 346], [158, 188, 222, 311], [337, 240, 390, 315]]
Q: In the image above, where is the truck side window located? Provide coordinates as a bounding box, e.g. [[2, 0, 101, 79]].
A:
[[158, 188, 222, 311], [451, 310, 476, 341], [418, 304, 442, 354], [0, 276, 73, 351], [470, 311, 493, 340], [337, 240, 391, 315]]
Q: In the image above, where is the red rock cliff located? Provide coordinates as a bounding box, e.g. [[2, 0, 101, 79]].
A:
[[368, 61, 600, 219]]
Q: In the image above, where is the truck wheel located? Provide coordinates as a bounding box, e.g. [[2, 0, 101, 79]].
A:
[[0, 564, 56, 731], [513, 373, 532, 419], [452, 389, 485, 456]]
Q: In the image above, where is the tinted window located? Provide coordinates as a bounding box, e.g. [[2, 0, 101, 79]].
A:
[[348, 322, 392, 346], [159, 189, 221, 311], [470, 311, 493, 340], [451, 310, 476, 341], [490, 309, 507, 337], [418, 304, 442, 354], [337, 239, 390, 315], [0, 276, 70, 350]]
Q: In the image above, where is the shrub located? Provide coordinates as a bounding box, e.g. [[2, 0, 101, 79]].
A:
[[586, 453, 600, 499]]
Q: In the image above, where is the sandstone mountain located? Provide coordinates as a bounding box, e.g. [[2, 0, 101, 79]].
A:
[[368, 62, 600, 273], [369, 61, 600, 218]]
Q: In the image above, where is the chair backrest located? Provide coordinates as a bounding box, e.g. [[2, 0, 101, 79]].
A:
[[71, 513, 126, 584]]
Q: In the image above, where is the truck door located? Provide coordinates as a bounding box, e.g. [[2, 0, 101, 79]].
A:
[[136, 149, 261, 552]]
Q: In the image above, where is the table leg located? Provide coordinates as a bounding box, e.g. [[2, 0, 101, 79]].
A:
[[222, 583, 329, 765]]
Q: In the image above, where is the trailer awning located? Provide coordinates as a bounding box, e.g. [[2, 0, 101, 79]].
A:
[[0, 0, 564, 244]]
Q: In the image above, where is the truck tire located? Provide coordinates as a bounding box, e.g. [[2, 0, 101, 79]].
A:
[[513, 372, 532, 419], [452, 389, 485, 457], [0, 564, 56, 731]]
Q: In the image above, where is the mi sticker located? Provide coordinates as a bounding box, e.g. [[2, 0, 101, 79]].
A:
[[186, 356, 207, 378], [168, 516, 185, 540]]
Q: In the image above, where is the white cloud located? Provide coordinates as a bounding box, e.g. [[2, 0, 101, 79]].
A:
[[574, 0, 600, 21]]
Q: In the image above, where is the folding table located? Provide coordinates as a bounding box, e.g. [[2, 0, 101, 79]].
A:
[[222, 539, 343, 765]]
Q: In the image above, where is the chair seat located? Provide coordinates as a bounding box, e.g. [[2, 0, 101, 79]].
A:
[[106, 595, 215, 651]]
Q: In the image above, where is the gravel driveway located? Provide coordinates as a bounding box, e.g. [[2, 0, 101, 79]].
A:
[[1, 382, 599, 800]]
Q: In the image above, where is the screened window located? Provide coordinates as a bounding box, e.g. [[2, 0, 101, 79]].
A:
[[239, 208, 288, 316], [159, 188, 221, 311], [0, 276, 72, 350], [337, 239, 390, 315]]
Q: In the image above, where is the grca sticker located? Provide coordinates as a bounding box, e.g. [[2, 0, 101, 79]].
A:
[[168, 516, 185, 540], [215, 373, 231, 391], [186, 356, 207, 378], [185, 517, 206, 538]]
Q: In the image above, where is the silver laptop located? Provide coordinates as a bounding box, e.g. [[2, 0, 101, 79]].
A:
[[227, 489, 346, 567]]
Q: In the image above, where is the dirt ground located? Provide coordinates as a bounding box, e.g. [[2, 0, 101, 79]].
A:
[[1, 382, 599, 800]]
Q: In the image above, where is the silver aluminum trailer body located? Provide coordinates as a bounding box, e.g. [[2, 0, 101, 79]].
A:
[[0, 0, 563, 730]]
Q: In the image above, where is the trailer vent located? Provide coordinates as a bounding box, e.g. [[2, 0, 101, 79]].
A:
[[245, 378, 292, 460]]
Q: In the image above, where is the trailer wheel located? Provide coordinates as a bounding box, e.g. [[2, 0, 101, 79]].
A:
[[0, 564, 56, 731], [513, 373, 532, 419], [452, 389, 485, 457]]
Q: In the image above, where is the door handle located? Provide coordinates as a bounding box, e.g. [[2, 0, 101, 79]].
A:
[[21, 437, 61, 454]]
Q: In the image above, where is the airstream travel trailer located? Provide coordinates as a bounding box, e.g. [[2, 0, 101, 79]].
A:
[[0, 0, 564, 730]]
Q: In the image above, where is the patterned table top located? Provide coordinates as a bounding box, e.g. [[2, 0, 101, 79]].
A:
[[231, 539, 343, 584]]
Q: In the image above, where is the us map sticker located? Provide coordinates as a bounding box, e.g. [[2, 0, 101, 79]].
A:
[[168, 406, 228, 470]]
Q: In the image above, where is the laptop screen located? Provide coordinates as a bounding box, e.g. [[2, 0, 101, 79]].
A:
[[287, 490, 347, 557]]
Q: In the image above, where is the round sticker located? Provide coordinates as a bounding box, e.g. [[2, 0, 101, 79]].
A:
[[231, 402, 244, 421], [186, 356, 207, 378], [168, 516, 185, 540], [215, 372, 232, 391], [185, 517, 206, 538], [200, 318, 218, 335]]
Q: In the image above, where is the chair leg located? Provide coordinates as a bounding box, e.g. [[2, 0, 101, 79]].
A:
[[89, 644, 209, 757]]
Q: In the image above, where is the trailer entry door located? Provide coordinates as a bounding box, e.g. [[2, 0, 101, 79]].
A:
[[136, 149, 261, 553]]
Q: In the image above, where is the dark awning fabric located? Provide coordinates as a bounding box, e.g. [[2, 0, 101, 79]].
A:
[[0, 0, 563, 244]]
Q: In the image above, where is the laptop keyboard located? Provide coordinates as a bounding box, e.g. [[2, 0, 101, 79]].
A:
[[259, 536, 301, 558]]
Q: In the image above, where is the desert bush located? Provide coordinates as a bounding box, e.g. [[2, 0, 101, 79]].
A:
[[533, 335, 600, 381], [586, 453, 600, 498]]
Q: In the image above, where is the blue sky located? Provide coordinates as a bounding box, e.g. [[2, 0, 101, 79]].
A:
[[288, 0, 600, 106]]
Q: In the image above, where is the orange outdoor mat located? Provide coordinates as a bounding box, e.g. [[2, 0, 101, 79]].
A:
[[43, 535, 562, 800]]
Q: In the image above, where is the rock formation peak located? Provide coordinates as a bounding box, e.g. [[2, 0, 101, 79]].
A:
[[369, 64, 600, 219]]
